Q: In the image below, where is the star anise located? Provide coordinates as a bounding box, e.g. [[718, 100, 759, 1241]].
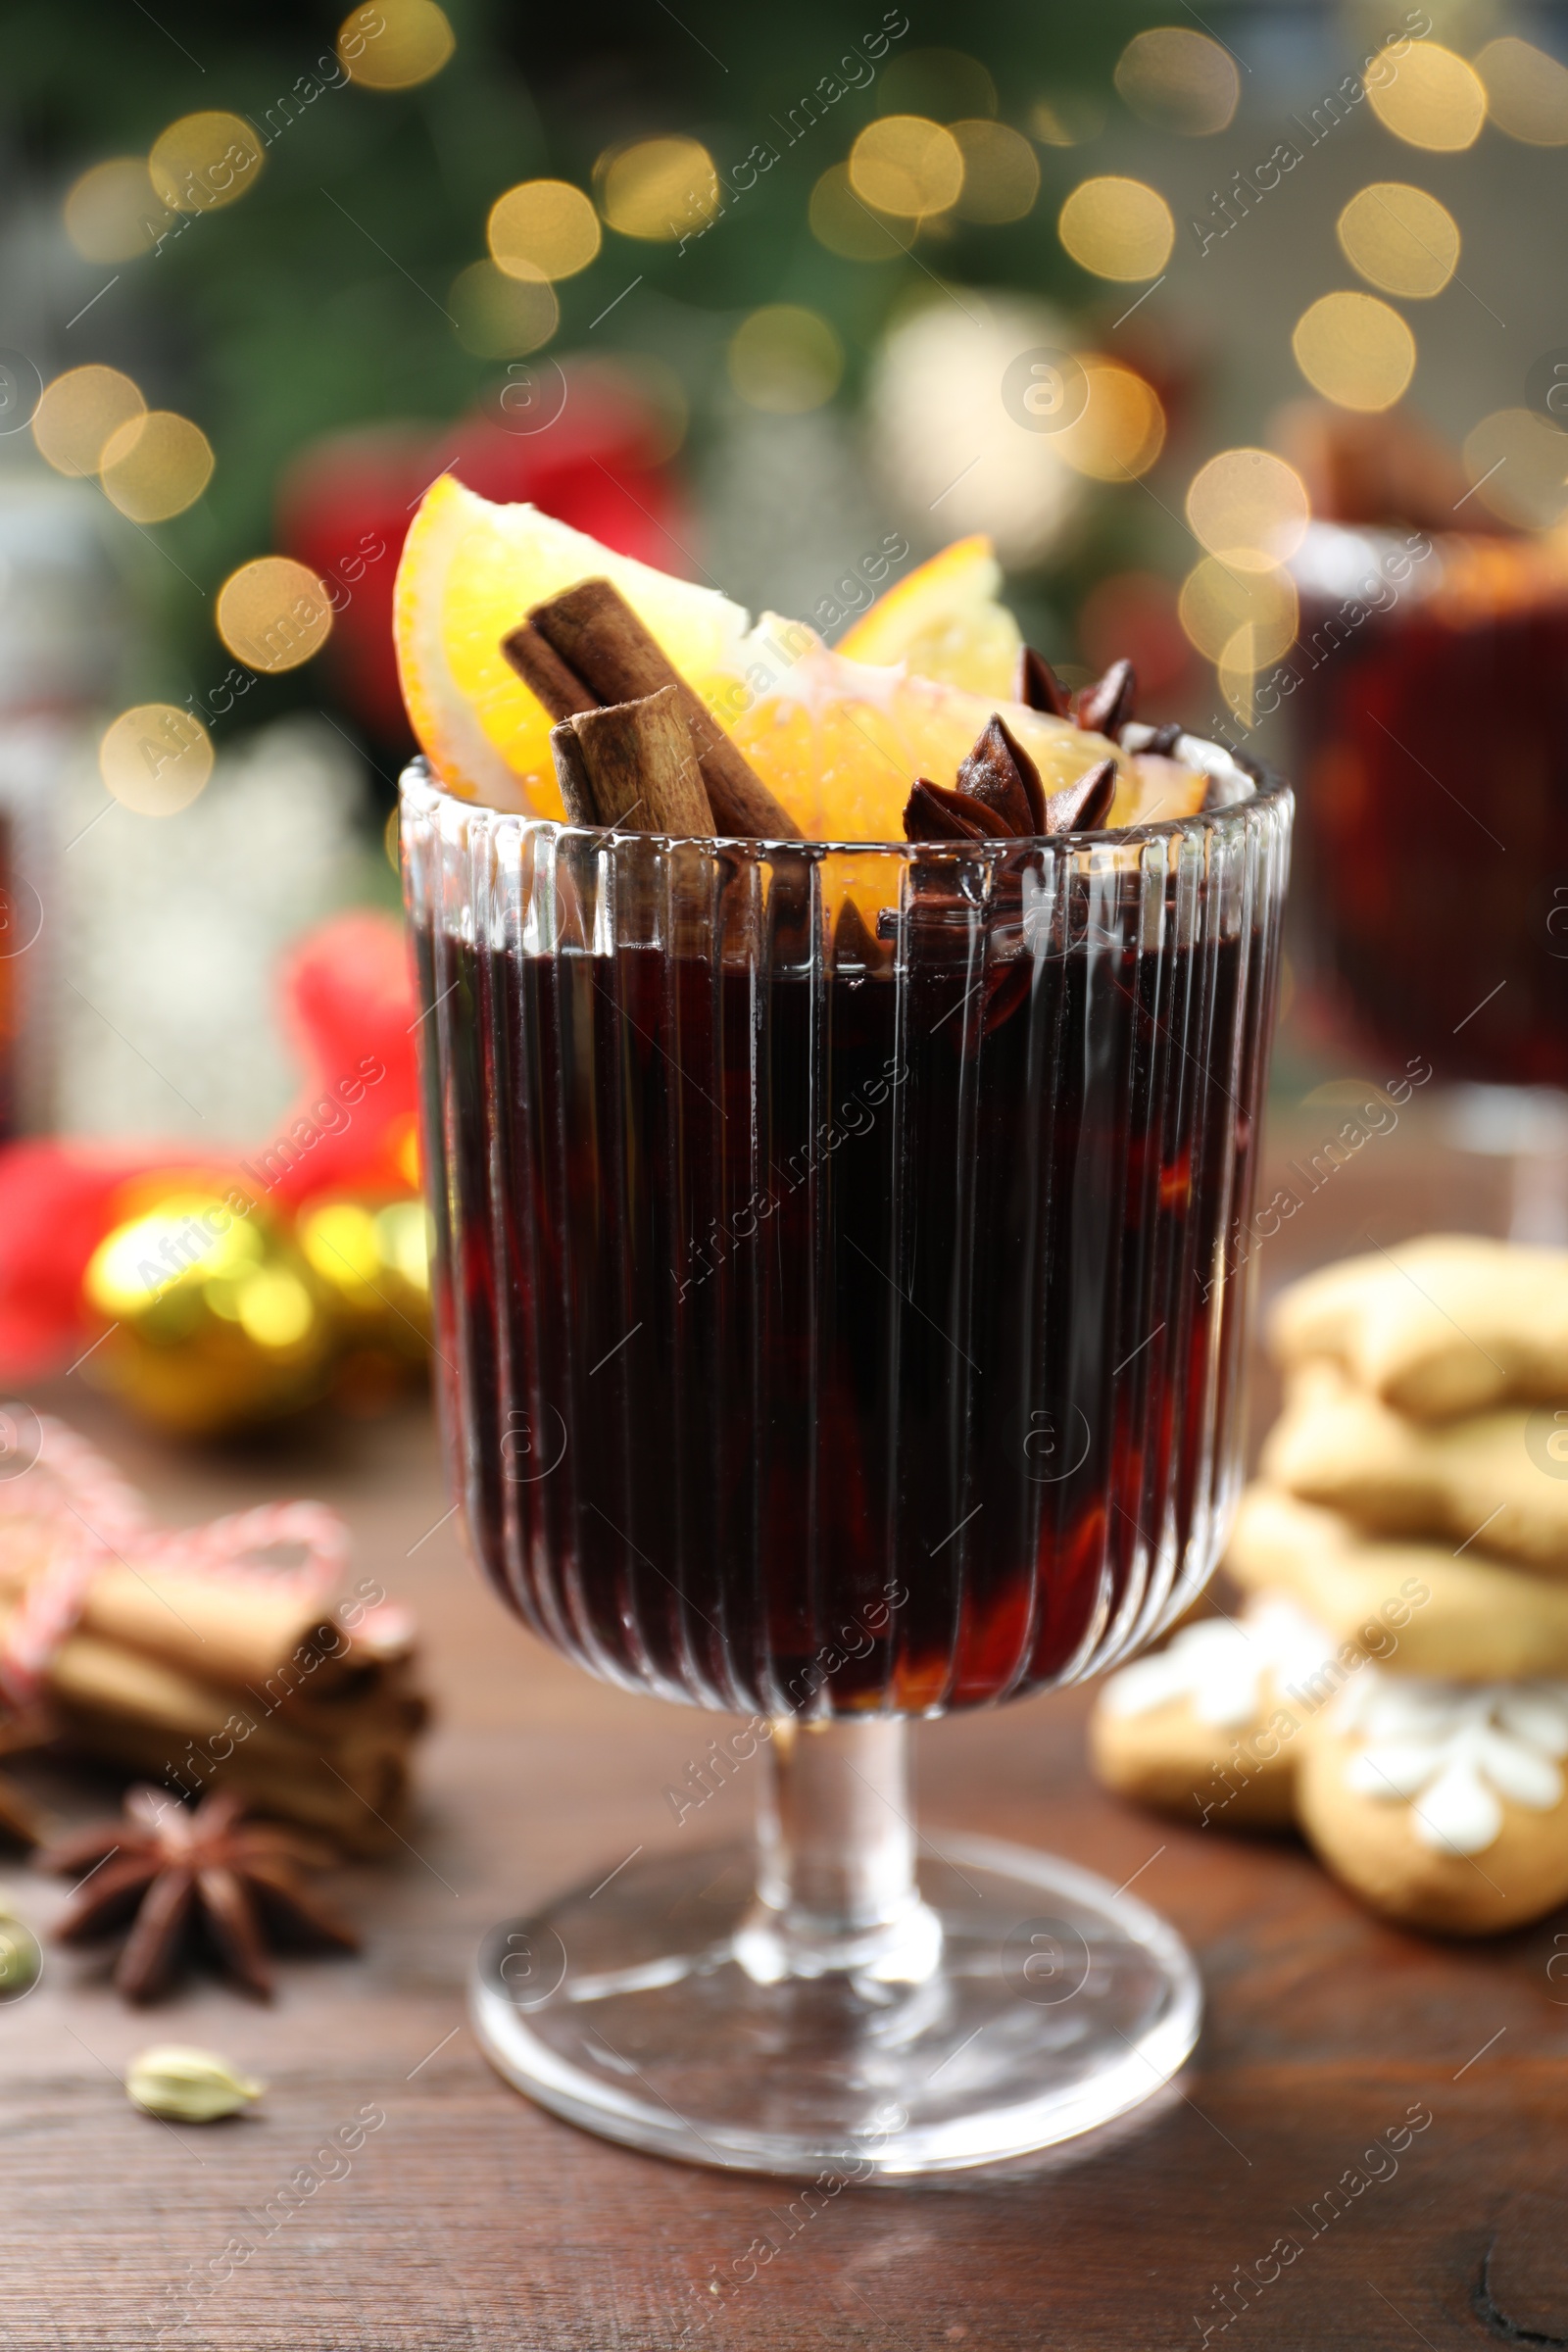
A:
[[894, 707, 1124, 1035], [903, 710, 1116, 846], [1015, 646, 1139, 740], [42, 1785, 359, 2004], [1015, 643, 1072, 718], [1073, 656, 1136, 737]]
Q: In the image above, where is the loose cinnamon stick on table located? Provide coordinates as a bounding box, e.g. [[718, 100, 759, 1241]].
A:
[[565, 684, 714, 835], [528, 577, 803, 840], [0, 1547, 387, 1698]]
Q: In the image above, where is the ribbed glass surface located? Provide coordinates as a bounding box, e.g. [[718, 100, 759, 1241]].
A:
[[403, 758, 1291, 1719]]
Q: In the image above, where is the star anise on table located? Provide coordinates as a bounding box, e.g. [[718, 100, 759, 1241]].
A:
[[41, 1785, 360, 2004]]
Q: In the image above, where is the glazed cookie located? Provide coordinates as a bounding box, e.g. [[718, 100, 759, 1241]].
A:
[[1227, 1486, 1568, 1680], [1091, 1597, 1340, 1829], [1263, 1358, 1568, 1572], [1298, 1673, 1568, 1935], [1269, 1234, 1568, 1420]]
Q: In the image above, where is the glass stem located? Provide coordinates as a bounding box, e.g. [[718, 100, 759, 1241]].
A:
[[740, 1717, 939, 1982]]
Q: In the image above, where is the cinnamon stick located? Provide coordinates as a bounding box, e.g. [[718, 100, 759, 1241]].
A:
[[502, 621, 598, 720], [568, 685, 714, 835], [548, 719, 598, 826], [529, 577, 803, 840], [0, 1551, 375, 1696], [8, 1623, 416, 1853]]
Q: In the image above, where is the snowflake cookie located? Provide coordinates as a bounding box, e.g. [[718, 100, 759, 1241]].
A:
[[1091, 1596, 1344, 1831], [1298, 1673, 1568, 1936]]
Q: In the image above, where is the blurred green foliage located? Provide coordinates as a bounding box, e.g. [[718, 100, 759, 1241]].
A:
[[6, 0, 1181, 727]]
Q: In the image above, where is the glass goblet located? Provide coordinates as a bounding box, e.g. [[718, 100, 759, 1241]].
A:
[[402, 736, 1290, 2178]]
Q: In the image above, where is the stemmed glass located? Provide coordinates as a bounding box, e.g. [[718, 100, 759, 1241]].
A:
[[401, 737, 1290, 2177]]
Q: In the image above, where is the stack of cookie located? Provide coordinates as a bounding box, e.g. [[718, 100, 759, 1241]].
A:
[[1092, 1235, 1568, 1936]]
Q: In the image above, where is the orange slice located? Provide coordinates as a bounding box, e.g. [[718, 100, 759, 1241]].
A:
[[394, 477, 753, 814], [836, 535, 1021, 697], [725, 641, 1121, 842], [394, 483, 1197, 839]]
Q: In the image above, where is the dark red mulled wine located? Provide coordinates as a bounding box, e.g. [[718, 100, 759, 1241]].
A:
[[408, 804, 1286, 1721], [1289, 531, 1568, 1086]]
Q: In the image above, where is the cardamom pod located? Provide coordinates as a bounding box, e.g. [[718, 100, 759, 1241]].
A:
[[126, 2045, 265, 2123], [0, 1914, 40, 2001]]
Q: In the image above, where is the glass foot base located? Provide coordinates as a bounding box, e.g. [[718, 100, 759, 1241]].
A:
[[471, 1835, 1200, 2178]]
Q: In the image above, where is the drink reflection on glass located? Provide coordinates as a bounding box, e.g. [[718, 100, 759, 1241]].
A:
[[403, 734, 1289, 2178]]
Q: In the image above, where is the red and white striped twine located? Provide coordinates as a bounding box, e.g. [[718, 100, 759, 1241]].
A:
[[0, 1408, 349, 1706]]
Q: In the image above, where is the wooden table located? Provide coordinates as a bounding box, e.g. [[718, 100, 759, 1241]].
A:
[[7, 1105, 1565, 2351]]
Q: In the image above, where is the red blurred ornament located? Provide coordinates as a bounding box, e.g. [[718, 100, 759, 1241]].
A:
[[277, 359, 690, 748], [256, 908, 420, 1209]]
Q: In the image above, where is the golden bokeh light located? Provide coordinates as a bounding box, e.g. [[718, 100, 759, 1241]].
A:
[[1113, 27, 1240, 136], [450, 259, 559, 358], [1336, 182, 1458, 298], [727, 306, 844, 415], [1186, 448, 1310, 569], [1459, 410, 1568, 530], [217, 558, 334, 673], [1366, 40, 1486, 151], [99, 412, 215, 522], [1474, 36, 1568, 146], [848, 116, 964, 219], [64, 158, 171, 263], [1054, 360, 1166, 480], [487, 179, 601, 281], [1058, 176, 1174, 279], [808, 164, 907, 260], [877, 48, 998, 122], [338, 0, 455, 89], [32, 366, 146, 477], [597, 137, 720, 242], [950, 122, 1040, 223], [148, 113, 264, 215], [1291, 291, 1415, 412], [99, 705, 214, 816], [1179, 557, 1298, 667]]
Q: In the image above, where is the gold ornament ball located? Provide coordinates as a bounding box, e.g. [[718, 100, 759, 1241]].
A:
[[297, 1196, 432, 1412], [82, 1186, 333, 1435]]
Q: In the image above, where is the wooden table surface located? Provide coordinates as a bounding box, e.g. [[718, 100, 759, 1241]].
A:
[[6, 1103, 1564, 2352]]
